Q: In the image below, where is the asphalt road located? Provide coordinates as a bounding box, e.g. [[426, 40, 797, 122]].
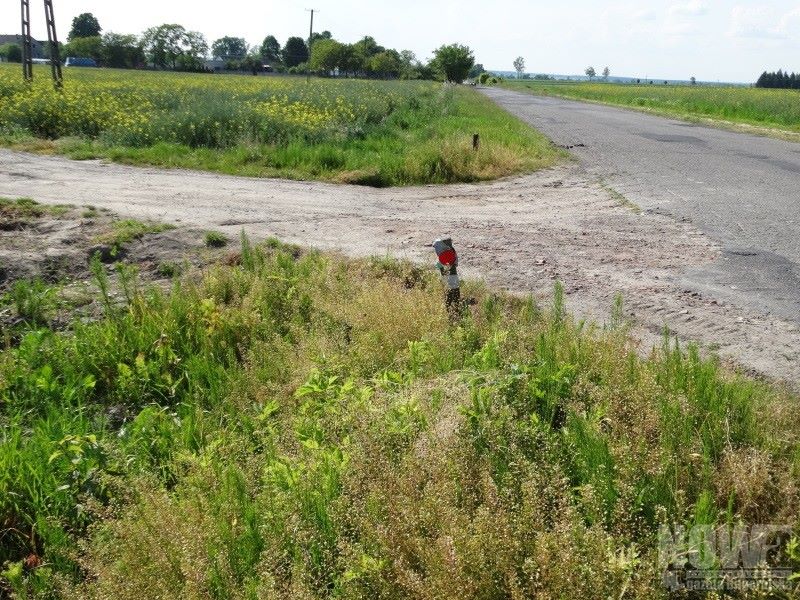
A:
[[481, 87, 800, 323]]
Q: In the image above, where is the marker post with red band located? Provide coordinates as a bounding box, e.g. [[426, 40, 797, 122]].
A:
[[433, 238, 461, 317]]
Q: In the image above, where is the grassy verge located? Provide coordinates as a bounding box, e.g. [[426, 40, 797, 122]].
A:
[[502, 80, 800, 137], [0, 235, 798, 598], [0, 65, 562, 186]]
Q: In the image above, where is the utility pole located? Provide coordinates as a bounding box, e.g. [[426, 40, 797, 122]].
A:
[[19, 0, 63, 88], [307, 9, 315, 48], [306, 8, 317, 83]]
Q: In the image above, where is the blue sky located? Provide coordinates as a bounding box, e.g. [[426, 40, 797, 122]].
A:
[[4, 0, 800, 82]]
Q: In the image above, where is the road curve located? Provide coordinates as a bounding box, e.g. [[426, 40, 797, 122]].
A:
[[481, 87, 800, 324]]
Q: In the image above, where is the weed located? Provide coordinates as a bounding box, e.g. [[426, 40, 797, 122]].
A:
[[7, 278, 55, 326], [0, 239, 795, 598], [156, 261, 181, 278], [204, 230, 229, 248]]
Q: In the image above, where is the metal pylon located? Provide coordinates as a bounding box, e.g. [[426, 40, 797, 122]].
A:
[[43, 0, 62, 87], [20, 0, 33, 82], [20, 0, 63, 88]]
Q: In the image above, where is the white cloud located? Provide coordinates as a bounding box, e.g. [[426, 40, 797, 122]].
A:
[[778, 6, 800, 37], [669, 0, 708, 17], [665, 0, 708, 35], [727, 5, 786, 39]]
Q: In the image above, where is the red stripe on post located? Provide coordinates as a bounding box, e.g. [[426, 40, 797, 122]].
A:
[[437, 248, 457, 266]]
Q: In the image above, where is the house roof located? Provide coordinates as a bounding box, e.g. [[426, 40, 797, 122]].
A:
[[0, 34, 44, 46]]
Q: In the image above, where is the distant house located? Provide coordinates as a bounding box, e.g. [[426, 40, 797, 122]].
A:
[[0, 34, 45, 59], [204, 59, 226, 72]]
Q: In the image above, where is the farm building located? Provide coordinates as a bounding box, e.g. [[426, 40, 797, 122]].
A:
[[0, 34, 45, 59]]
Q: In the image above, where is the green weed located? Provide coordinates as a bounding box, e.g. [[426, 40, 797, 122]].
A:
[[204, 230, 229, 248], [0, 237, 796, 598]]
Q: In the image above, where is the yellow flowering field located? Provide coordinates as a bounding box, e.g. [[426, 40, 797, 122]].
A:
[[0, 65, 561, 185]]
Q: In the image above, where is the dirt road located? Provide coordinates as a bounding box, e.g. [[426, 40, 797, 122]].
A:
[[1, 149, 798, 384]]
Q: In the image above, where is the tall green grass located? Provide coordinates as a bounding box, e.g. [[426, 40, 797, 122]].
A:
[[0, 65, 562, 186], [504, 80, 800, 132], [0, 237, 797, 598]]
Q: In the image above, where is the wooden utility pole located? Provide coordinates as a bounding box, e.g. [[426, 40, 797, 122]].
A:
[[306, 9, 317, 83]]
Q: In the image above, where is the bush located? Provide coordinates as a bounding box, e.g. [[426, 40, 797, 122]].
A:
[[0, 43, 22, 63]]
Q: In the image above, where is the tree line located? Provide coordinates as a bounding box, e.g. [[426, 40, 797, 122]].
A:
[[755, 70, 800, 89], [0, 12, 481, 83]]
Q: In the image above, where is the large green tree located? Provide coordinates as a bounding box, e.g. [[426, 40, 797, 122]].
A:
[[260, 35, 281, 63], [370, 50, 402, 79], [64, 36, 103, 60], [101, 33, 144, 68], [141, 24, 207, 70], [281, 37, 308, 68], [309, 39, 344, 74], [431, 43, 475, 83], [211, 36, 247, 60], [68, 13, 101, 41]]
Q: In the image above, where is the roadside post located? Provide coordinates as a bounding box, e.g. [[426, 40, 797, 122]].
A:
[[433, 238, 461, 318]]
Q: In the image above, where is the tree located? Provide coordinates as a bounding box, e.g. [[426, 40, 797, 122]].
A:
[[337, 44, 361, 76], [69, 13, 101, 41], [260, 35, 281, 63], [370, 50, 402, 79], [468, 63, 485, 79], [602, 66, 610, 80], [240, 54, 261, 75], [141, 24, 207, 70], [513, 56, 525, 79], [431, 43, 475, 83], [310, 30, 333, 45], [142, 24, 186, 68], [0, 43, 22, 63], [182, 31, 209, 68], [358, 36, 383, 57], [64, 36, 103, 60], [101, 33, 144, 69], [585, 66, 596, 80], [309, 38, 344, 75], [212, 36, 247, 60], [282, 37, 309, 68], [690, 76, 697, 85]]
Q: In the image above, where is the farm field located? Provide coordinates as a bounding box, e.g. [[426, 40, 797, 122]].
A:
[[501, 80, 800, 134], [1, 202, 798, 598], [0, 65, 562, 186]]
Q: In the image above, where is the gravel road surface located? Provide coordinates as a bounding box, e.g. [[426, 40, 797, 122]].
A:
[[1, 147, 798, 384]]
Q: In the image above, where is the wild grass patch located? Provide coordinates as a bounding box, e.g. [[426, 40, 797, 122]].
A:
[[0, 65, 562, 186], [0, 234, 797, 598]]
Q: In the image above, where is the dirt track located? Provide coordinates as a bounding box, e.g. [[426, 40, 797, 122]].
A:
[[1, 149, 799, 384]]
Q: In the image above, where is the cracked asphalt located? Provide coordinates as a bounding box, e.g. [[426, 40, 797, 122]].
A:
[[481, 86, 800, 324]]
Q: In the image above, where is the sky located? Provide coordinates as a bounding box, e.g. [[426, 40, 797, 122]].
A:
[[3, 0, 800, 82]]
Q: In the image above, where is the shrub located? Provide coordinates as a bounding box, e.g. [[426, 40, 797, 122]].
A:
[[204, 230, 229, 248]]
